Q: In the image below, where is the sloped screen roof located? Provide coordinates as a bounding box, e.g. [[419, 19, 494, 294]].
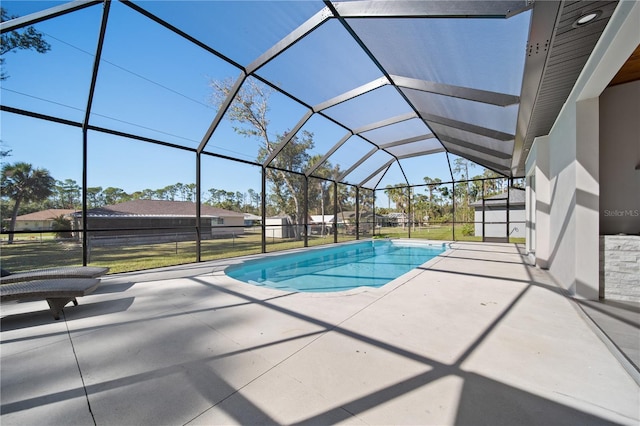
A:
[[0, 0, 619, 188]]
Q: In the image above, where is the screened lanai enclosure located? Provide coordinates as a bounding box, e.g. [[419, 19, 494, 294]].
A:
[[0, 0, 617, 273]]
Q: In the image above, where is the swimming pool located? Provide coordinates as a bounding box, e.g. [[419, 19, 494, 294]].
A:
[[225, 240, 447, 293]]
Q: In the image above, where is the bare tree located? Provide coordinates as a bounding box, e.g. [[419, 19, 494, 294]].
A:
[[209, 78, 314, 239]]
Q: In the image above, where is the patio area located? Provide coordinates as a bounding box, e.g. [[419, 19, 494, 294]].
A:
[[1, 241, 639, 425]]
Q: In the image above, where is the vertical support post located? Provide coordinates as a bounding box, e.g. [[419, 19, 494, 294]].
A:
[[195, 152, 201, 262], [506, 178, 511, 242], [533, 135, 551, 269], [261, 166, 267, 253], [451, 182, 455, 241], [82, 0, 111, 266], [333, 181, 338, 243], [355, 186, 360, 240], [481, 179, 486, 242], [525, 173, 536, 256], [303, 176, 308, 247], [82, 130, 88, 265], [575, 98, 600, 299], [372, 190, 376, 237], [407, 187, 411, 239]]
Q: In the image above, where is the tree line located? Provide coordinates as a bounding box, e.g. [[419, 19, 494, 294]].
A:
[[383, 164, 513, 229], [0, 160, 367, 236], [44, 179, 262, 213], [0, 162, 263, 220]]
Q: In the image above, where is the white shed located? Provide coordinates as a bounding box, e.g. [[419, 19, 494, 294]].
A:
[[265, 216, 294, 238], [471, 188, 526, 240]]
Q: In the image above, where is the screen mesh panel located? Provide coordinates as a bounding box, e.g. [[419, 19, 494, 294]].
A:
[[205, 77, 308, 163], [383, 138, 444, 158], [323, 85, 414, 131], [311, 135, 376, 179], [134, 0, 325, 67], [348, 14, 530, 95], [1, 4, 103, 122], [257, 19, 383, 106], [402, 88, 520, 135], [360, 118, 432, 146], [91, 2, 234, 148], [342, 150, 394, 186]]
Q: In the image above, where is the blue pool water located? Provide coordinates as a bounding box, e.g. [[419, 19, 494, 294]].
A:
[[226, 240, 447, 293]]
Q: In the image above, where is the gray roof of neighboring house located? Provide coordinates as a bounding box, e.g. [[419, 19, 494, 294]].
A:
[[76, 200, 244, 218], [338, 211, 379, 218], [470, 188, 526, 208], [386, 212, 408, 218]]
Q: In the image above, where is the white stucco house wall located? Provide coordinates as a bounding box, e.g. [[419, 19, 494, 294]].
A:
[[7, 209, 77, 232], [525, 0, 640, 300]]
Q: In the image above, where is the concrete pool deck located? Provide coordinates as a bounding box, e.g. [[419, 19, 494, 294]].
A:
[[1, 241, 639, 425]]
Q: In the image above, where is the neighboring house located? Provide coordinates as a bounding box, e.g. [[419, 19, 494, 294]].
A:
[[334, 211, 381, 234], [6, 209, 77, 232], [310, 211, 381, 235], [470, 188, 526, 241], [243, 213, 262, 227], [266, 215, 318, 238], [72, 200, 244, 246], [386, 212, 409, 228]]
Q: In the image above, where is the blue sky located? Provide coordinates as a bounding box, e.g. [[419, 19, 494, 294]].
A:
[[1, 1, 525, 205]]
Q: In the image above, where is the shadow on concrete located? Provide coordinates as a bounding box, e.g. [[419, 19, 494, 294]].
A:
[[0, 297, 135, 332], [1, 244, 634, 425]]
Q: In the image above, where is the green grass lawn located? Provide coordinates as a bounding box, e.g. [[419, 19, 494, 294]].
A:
[[0, 227, 522, 275], [0, 232, 360, 274]]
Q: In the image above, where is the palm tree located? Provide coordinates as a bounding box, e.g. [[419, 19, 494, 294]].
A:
[[384, 185, 407, 212], [1, 162, 55, 243], [424, 176, 442, 220], [384, 184, 409, 228]]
